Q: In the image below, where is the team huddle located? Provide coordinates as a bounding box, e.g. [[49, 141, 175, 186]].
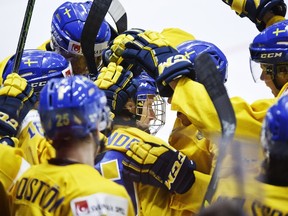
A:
[[0, 0, 288, 215]]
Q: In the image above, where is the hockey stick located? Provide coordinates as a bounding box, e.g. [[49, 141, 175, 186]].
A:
[[81, 0, 112, 75], [12, 0, 36, 73], [195, 53, 237, 209], [108, 0, 127, 39], [81, 0, 127, 75]]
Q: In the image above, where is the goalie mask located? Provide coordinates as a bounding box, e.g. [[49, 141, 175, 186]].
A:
[[51, 1, 111, 76], [133, 71, 166, 135]]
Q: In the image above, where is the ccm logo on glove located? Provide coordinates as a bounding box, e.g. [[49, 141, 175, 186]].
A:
[[165, 151, 186, 190], [158, 55, 190, 75]]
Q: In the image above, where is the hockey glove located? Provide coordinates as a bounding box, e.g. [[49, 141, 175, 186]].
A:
[[123, 141, 196, 194], [0, 136, 19, 147], [102, 28, 145, 68], [222, 0, 287, 31], [122, 30, 195, 97], [95, 62, 138, 114], [0, 73, 37, 137]]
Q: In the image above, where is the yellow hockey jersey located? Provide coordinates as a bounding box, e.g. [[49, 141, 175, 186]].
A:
[[0, 144, 30, 216], [11, 160, 134, 216], [171, 77, 276, 142], [96, 125, 209, 215], [18, 109, 55, 164], [212, 173, 288, 215]]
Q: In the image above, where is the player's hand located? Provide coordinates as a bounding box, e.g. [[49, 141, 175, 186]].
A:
[[0, 73, 37, 137], [122, 141, 196, 194], [121, 30, 195, 97], [222, 0, 286, 31], [95, 62, 138, 114]]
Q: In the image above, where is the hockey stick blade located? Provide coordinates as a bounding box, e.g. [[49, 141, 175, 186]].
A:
[[195, 53, 237, 209], [108, 0, 127, 38], [12, 0, 36, 73], [81, 0, 112, 75]]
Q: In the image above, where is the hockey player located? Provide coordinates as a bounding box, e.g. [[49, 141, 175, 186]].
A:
[[0, 1, 111, 80], [168, 39, 228, 174], [209, 94, 288, 214], [10, 75, 134, 215], [221, 0, 288, 98], [1, 49, 73, 164], [38, 1, 111, 77], [0, 73, 35, 215], [94, 62, 203, 215], [103, 0, 287, 143]]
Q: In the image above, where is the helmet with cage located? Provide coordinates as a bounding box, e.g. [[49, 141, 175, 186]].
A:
[[134, 71, 166, 135]]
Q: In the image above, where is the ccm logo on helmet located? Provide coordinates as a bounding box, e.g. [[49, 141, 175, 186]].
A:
[[31, 81, 47, 88], [260, 53, 282, 59]]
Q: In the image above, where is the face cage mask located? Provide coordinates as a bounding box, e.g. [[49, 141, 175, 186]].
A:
[[136, 94, 166, 135], [250, 59, 288, 83]]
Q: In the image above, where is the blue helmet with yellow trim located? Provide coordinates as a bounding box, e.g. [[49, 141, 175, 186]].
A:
[[249, 20, 288, 84], [177, 40, 228, 83], [51, 1, 111, 61], [3, 49, 73, 95], [133, 71, 166, 135], [39, 75, 109, 140]]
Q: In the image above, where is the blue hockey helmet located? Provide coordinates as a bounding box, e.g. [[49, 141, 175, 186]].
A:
[[261, 94, 288, 159], [39, 75, 109, 140], [177, 40, 228, 83], [133, 71, 166, 135], [51, 1, 111, 74], [249, 20, 288, 83], [3, 49, 73, 95]]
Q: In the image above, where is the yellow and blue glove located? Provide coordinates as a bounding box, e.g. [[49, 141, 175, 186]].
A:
[[102, 28, 145, 69], [123, 141, 196, 194], [95, 62, 138, 114], [0, 73, 37, 137], [120, 30, 195, 97], [222, 0, 286, 31], [0, 136, 19, 147]]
